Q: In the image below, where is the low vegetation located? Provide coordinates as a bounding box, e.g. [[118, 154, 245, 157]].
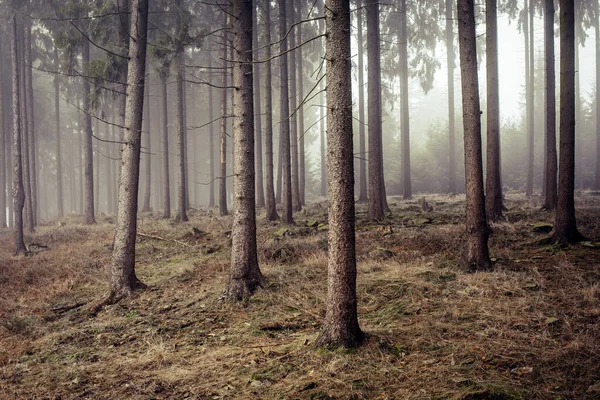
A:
[[1, 193, 599, 399]]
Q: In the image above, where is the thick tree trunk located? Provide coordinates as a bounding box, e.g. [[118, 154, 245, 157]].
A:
[[399, 0, 412, 199], [264, 0, 279, 220], [226, 0, 265, 300], [54, 48, 63, 218], [485, 0, 503, 221], [219, 14, 229, 216], [82, 38, 95, 224], [0, 41, 6, 228], [457, 0, 491, 272], [175, 9, 188, 222], [543, 0, 558, 209], [25, 23, 36, 226], [356, 0, 367, 202], [279, 0, 293, 224], [253, 0, 265, 208], [315, 0, 363, 349], [6, 75, 13, 227], [142, 80, 151, 212], [525, 0, 534, 197], [11, 14, 26, 255], [160, 74, 171, 218], [93, 0, 149, 311], [446, 0, 456, 194], [553, 0, 583, 243], [366, 0, 384, 220]]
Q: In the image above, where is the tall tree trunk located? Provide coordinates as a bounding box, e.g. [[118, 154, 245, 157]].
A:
[[553, 0, 583, 243], [596, 0, 600, 190], [94, 118, 100, 212], [93, 0, 149, 311], [19, 23, 33, 232], [142, 80, 151, 212], [253, 0, 265, 208], [525, 0, 534, 197], [0, 41, 6, 229], [288, 0, 301, 212], [279, 0, 293, 224], [399, 0, 412, 199], [319, 0, 326, 198], [315, 0, 363, 349], [25, 22, 36, 226], [457, 0, 491, 272], [297, 9, 306, 206], [175, 1, 188, 222], [11, 14, 26, 255], [160, 74, 170, 218], [485, 0, 503, 221], [82, 38, 95, 224], [264, 0, 279, 220], [543, 0, 558, 209], [6, 74, 13, 227], [78, 109, 83, 214], [276, 131, 283, 202], [227, 0, 265, 300], [366, 0, 384, 220], [208, 52, 216, 207], [54, 48, 63, 218], [219, 13, 229, 216], [575, 32, 582, 189], [446, 0, 456, 194], [356, 0, 367, 202]]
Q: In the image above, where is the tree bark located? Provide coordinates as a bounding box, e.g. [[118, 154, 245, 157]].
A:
[[0, 40, 6, 229], [485, 0, 503, 221], [19, 22, 33, 232], [11, 14, 26, 255], [446, 0, 456, 194], [288, 0, 301, 212], [525, 0, 534, 197], [253, 0, 265, 208], [457, 0, 491, 272], [264, 0, 279, 220], [553, 0, 583, 243], [356, 0, 367, 202], [226, 0, 265, 300], [95, 0, 149, 311], [208, 51, 216, 207], [279, 0, 293, 224], [82, 38, 95, 224], [366, 0, 384, 220], [25, 22, 36, 226], [399, 0, 412, 199], [160, 73, 171, 218], [543, 0, 557, 209], [219, 13, 229, 216], [297, 10, 306, 206], [315, 0, 363, 349], [142, 80, 151, 212], [53, 48, 64, 218], [175, 0, 188, 222], [319, 0, 326, 198]]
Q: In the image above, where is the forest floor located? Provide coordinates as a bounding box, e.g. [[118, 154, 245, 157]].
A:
[[1, 193, 600, 400]]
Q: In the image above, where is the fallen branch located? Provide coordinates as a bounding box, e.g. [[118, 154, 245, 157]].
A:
[[137, 232, 193, 248]]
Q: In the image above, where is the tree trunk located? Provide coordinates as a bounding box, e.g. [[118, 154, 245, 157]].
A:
[[457, 0, 491, 272], [366, 0, 384, 220], [226, 0, 265, 300], [575, 31, 582, 189], [553, 0, 583, 243], [446, 0, 456, 194], [264, 0, 279, 220], [288, 0, 301, 212], [543, 0, 557, 209], [19, 22, 33, 232], [54, 48, 63, 218], [11, 14, 26, 255], [596, 0, 600, 190], [208, 51, 216, 207], [525, 0, 534, 197], [253, 0, 265, 208], [82, 38, 95, 224], [356, 0, 367, 202], [399, 0, 412, 199], [319, 0, 326, 198], [315, 0, 363, 349], [485, 0, 503, 221], [25, 22, 36, 226], [297, 11, 306, 206], [219, 13, 229, 216], [142, 80, 151, 212], [94, 0, 149, 311], [175, 2, 188, 222], [160, 74, 171, 218], [6, 74, 13, 227], [279, 0, 293, 224], [0, 40, 6, 229], [94, 118, 100, 212]]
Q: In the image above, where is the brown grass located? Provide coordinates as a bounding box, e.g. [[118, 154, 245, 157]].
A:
[[1, 193, 599, 399]]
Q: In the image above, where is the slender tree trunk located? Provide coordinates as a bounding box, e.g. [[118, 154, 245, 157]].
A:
[[543, 0, 558, 209], [525, 0, 534, 197], [357, 0, 367, 202], [457, 0, 491, 272], [19, 23, 33, 232], [175, 3, 188, 222], [288, 0, 301, 212], [319, 0, 326, 198], [446, 0, 456, 194], [553, 0, 583, 243], [142, 80, 151, 212], [82, 38, 95, 224], [78, 110, 83, 214], [94, 118, 100, 212], [227, 0, 265, 300], [315, 0, 363, 349], [25, 22, 36, 226], [105, 114, 112, 214], [485, 0, 503, 221], [297, 10, 306, 206], [219, 14, 229, 216], [366, 0, 384, 220], [276, 133, 283, 202], [264, 0, 279, 220], [208, 52, 216, 207], [93, 0, 149, 311], [160, 74, 171, 218], [253, 0, 265, 208], [575, 32, 582, 189], [6, 75, 13, 227], [11, 14, 26, 254], [279, 0, 293, 224], [53, 48, 63, 218], [399, 0, 412, 199]]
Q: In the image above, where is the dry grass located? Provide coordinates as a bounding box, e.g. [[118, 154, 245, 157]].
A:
[[1, 194, 599, 399]]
